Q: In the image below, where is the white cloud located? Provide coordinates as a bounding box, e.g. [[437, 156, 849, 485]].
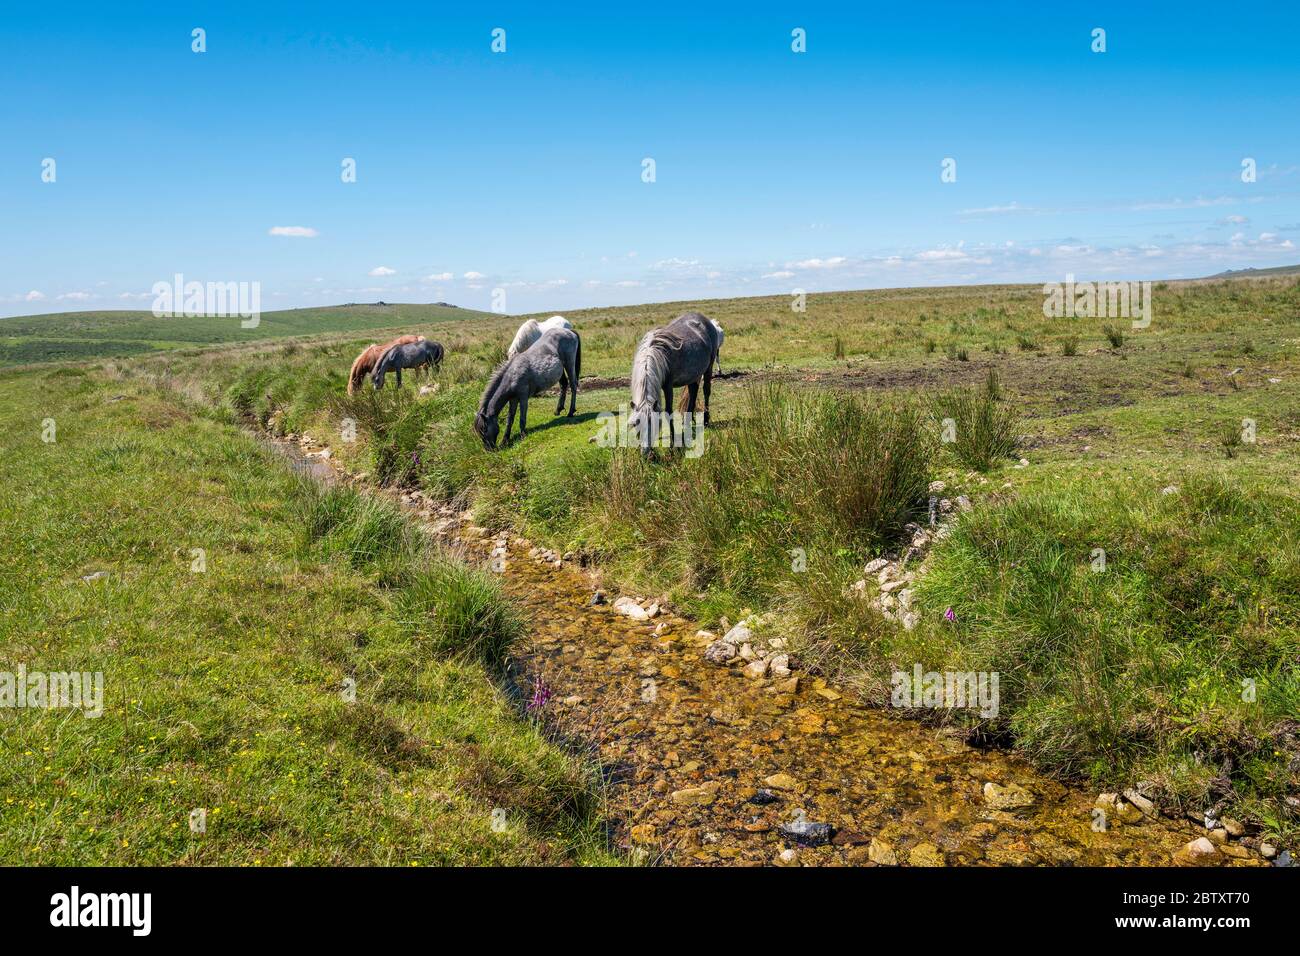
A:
[[462, 271, 486, 280], [25, 290, 45, 301], [762, 270, 795, 279], [268, 226, 319, 238], [58, 291, 92, 301], [789, 256, 848, 270], [424, 272, 453, 282], [958, 201, 1036, 217], [368, 266, 397, 277]]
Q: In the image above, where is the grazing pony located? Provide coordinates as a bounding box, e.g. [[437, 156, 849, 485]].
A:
[[474, 328, 581, 449], [371, 340, 444, 389], [630, 312, 721, 454], [348, 334, 425, 394], [675, 318, 726, 415]]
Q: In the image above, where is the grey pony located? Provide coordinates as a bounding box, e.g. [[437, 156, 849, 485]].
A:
[[629, 311, 720, 453], [474, 327, 581, 449], [371, 339, 444, 389]]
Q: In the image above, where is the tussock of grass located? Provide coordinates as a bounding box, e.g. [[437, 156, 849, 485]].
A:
[[904, 475, 1300, 810], [605, 384, 932, 605], [931, 374, 1018, 472], [397, 558, 524, 667]]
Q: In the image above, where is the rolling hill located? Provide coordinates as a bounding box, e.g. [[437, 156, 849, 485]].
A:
[[0, 302, 492, 368]]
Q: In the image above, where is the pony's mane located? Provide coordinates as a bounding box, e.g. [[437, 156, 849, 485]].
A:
[[478, 357, 514, 415], [631, 330, 674, 410]]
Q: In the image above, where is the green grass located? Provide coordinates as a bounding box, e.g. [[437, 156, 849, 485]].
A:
[[0, 370, 614, 865], [900, 475, 1300, 812], [0, 302, 491, 368], [9, 273, 1300, 846]]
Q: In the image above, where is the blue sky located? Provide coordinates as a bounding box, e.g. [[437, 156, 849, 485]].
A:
[[2, 1, 1298, 318]]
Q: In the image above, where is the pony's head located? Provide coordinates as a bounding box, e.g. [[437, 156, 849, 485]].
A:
[[472, 409, 499, 450]]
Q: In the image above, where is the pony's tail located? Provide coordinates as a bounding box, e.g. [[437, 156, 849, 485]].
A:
[[575, 333, 582, 384]]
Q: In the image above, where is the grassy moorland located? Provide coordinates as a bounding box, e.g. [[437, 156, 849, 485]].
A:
[[0, 368, 614, 865], [5, 275, 1299, 849], [0, 301, 490, 368]]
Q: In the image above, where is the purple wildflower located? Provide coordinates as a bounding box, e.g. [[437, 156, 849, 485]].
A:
[[526, 674, 554, 714], [944, 607, 956, 623]]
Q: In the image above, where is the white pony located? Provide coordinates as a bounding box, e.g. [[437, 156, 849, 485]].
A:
[[709, 319, 725, 373], [506, 315, 573, 360]]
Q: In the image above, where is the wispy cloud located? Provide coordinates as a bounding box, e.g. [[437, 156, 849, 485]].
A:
[[268, 226, 319, 238], [368, 266, 397, 277]]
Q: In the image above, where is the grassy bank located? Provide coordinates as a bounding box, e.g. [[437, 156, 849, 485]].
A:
[[0, 367, 614, 865], [64, 276, 1300, 842]]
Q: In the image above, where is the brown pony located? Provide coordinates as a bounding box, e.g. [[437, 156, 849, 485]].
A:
[[347, 335, 425, 394]]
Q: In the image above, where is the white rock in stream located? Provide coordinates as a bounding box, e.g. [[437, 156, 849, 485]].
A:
[[722, 621, 753, 645], [613, 597, 650, 621]]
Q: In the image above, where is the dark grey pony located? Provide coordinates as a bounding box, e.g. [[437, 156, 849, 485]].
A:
[[629, 311, 721, 453], [372, 340, 444, 389], [473, 328, 581, 449]]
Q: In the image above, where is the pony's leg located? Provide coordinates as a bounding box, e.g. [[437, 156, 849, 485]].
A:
[[518, 398, 529, 438], [702, 371, 713, 426], [555, 373, 567, 416], [566, 350, 578, 416], [396, 368, 403, 388], [505, 400, 517, 443], [663, 385, 675, 450]]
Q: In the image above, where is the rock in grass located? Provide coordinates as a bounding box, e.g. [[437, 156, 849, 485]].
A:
[[863, 557, 889, 576], [723, 621, 753, 645], [613, 596, 650, 620], [743, 659, 769, 680], [748, 789, 781, 805], [590, 590, 607, 605], [983, 781, 1035, 810], [1122, 789, 1156, 817], [774, 848, 801, 867]]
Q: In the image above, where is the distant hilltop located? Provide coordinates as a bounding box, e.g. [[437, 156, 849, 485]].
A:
[[341, 300, 462, 308], [1203, 263, 1300, 279]]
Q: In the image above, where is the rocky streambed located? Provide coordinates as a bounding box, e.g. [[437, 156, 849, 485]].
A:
[[271, 430, 1278, 868]]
